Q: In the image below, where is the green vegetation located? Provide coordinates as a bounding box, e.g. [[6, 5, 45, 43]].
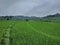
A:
[[0, 21, 60, 45]]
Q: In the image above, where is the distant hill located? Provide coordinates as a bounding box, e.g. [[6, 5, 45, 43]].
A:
[[0, 13, 60, 22], [41, 13, 60, 22], [0, 16, 40, 21]]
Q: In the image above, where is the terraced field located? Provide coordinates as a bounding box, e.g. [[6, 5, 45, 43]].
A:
[[0, 21, 60, 45]]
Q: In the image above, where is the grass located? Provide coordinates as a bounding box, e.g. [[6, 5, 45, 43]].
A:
[[0, 20, 60, 45]]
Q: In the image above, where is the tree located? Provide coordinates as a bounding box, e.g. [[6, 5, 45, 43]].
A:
[[25, 19, 29, 21]]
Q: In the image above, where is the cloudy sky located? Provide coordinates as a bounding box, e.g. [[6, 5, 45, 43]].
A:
[[0, 0, 60, 17]]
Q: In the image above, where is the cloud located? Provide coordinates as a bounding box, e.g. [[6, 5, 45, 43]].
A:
[[25, 0, 60, 17], [0, 0, 23, 15], [6, 0, 41, 16], [0, 0, 60, 17]]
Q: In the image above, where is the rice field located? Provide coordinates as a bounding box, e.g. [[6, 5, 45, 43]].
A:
[[0, 20, 60, 45]]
